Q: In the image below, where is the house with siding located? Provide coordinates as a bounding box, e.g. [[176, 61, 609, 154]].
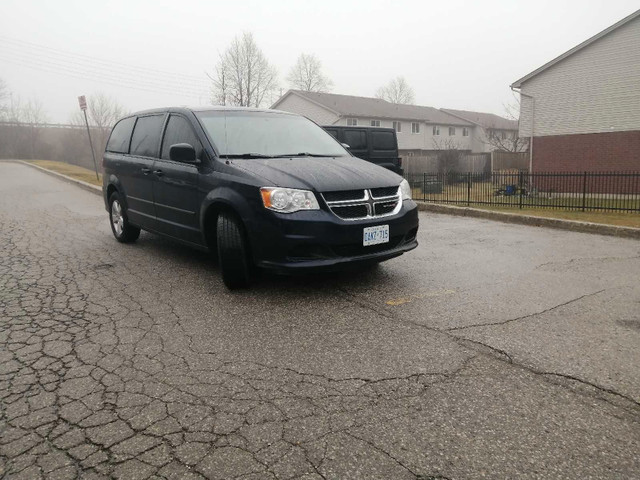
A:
[[271, 90, 518, 155], [440, 109, 522, 153], [512, 8, 640, 172]]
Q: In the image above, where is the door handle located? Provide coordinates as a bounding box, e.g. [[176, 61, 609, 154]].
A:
[[141, 167, 151, 175], [153, 169, 164, 177]]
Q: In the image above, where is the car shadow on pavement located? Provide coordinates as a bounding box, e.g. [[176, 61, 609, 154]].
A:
[[136, 231, 391, 293]]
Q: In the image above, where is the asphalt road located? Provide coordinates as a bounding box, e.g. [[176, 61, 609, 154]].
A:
[[1, 161, 639, 480]]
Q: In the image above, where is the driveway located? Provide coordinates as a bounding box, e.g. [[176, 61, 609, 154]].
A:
[[1, 162, 638, 479]]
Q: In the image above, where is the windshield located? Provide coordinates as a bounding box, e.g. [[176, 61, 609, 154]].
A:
[[195, 111, 349, 158]]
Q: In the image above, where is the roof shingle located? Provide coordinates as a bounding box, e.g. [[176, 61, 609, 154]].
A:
[[280, 90, 474, 126], [440, 108, 518, 130]]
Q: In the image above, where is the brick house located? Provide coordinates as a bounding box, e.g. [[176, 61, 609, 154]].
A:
[[271, 90, 518, 156], [512, 9, 640, 173]]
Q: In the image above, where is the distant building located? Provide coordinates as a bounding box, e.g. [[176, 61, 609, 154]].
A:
[[512, 9, 640, 172], [440, 109, 526, 154], [271, 90, 518, 156]]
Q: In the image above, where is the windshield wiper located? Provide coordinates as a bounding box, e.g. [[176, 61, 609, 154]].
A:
[[272, 152, 335, 158], [223, 153, 275, 159]]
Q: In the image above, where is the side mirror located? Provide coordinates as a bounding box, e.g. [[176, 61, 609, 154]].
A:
[[169, 143, 198, 163], [341, 143, 351, 150]]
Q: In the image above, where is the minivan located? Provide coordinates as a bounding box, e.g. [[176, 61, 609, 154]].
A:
[[103, 107, 418, 289], [322, 125, 403, 175]]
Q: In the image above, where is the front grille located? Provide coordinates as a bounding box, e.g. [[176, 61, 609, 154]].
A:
[[322, 186, 401, 221], [370, 186, 399, 198], [331, 204, 368, 219], [374, 201, 399, 216], [322, 190, 365, 202]]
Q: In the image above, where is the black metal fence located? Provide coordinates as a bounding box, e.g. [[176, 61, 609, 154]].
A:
[[404, 172, 640, 213]]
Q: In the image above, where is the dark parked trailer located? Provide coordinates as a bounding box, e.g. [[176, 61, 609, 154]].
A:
[[322, 125, 403, 175]]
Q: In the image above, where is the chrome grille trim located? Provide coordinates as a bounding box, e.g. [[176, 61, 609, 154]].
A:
[[322, 188, 402, 221]]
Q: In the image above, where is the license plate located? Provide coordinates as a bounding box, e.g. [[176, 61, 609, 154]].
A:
[[363, 225, 389, 246]]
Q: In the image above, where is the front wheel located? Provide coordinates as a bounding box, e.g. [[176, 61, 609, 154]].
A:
[[217, 212, 252, 289], [109, 192, 140, 243]]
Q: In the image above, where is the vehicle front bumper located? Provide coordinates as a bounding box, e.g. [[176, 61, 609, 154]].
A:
[[246, 200, 419, 273]]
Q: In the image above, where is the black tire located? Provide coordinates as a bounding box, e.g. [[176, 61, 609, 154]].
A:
[[217, 211, 252, 289], [109, 192, 141, 243]]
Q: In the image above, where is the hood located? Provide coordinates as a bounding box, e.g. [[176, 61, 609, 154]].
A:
[[231, 156, 402, 192]]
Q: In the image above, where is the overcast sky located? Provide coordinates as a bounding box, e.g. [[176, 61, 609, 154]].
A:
[[0, 0, 638, 123]]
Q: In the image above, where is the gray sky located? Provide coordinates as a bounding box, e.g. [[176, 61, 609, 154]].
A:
[[1, 0, 638, 123]]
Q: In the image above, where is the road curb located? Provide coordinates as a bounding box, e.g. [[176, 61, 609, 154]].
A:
[[416, 202, 640, 239], [15, 160, 103, 197]]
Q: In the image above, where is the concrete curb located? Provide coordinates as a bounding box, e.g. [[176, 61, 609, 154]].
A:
[[15, 160, 102, 197], [416, 202, 640, 239]]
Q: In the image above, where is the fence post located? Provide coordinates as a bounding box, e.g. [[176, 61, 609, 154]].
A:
[[467, 172, 471, 206], [518, 171, 524, 209], [582, 171, 587, 212], [423, 172, 426, 202]]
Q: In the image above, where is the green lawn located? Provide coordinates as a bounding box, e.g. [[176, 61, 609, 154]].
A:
[[29, 160, 102, 187], [410, 181, 640, 228]]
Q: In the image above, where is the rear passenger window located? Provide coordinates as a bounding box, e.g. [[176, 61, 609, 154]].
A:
[[324, 129, 339, 139], [130, 115, 165, 158], [106, 117, 135, 153], [343, 130, 367, 150], [161, 115, 203, 160], [371, 131, 395, 150]]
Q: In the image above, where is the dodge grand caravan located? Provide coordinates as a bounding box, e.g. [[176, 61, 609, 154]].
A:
[[102, 107, 419, 289]]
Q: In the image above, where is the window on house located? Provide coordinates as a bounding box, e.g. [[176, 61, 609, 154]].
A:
[[347, 118, 358, 126], [411, 122, 420, 134], [370, 120, 381, 127], [392, 121, 402, 133], [501, 131, 507, 139], [432, 125, 440, 136], [462, 127, 469, 137], [449, 127, 456, 136]]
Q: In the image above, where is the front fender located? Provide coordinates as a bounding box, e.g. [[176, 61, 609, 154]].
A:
[[199, 185, 260, 233]]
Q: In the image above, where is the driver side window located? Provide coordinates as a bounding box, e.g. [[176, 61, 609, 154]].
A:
[[161, 115, 203, 161]]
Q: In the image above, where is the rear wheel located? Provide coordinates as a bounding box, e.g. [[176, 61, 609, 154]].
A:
[[109, 192, 140, 243], [217, 211, 252, 289]]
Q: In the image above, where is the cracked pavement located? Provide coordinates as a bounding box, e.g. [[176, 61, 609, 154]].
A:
[[1, 162, 639, 479]]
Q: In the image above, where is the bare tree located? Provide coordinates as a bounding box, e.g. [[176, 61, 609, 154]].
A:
[[286, 53, 333, 93], [0, 78, 8, 119], [483, 128, 529, 153], [208, 32, 279, 107], [11, 97, 48, 159], [483, 93, 529, 152], [375, 77, 415, 104], [432, 137, 463, 174]]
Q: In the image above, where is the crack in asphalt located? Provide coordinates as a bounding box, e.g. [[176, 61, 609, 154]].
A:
[[335, 286, 640, 413], [446, 289, 606, 332], [535, 256, 640, 270]]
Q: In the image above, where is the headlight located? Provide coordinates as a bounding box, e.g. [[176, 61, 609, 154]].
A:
[[399, 179, 412, 200], [260, 187, 320, 213]]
